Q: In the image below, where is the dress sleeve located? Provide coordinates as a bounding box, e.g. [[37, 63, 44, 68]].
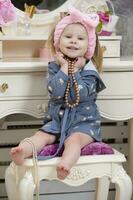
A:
[[47, 62, 69, 99]]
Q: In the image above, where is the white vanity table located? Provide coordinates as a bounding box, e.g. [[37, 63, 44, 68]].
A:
[[1, 56, 133, 181], [98, 58, 133, 180]]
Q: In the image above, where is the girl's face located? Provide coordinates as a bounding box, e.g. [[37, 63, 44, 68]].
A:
[[59, 23, 88, 59]]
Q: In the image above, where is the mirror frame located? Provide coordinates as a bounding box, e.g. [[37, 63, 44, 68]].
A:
[[16, 0, 83, 25]]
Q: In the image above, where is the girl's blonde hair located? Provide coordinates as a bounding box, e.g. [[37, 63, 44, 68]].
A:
[[92, 34, 104, 73], [46, 22, 104, 73]]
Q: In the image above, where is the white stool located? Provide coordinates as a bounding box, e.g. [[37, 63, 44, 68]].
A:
[[5, 149, 132, 200]]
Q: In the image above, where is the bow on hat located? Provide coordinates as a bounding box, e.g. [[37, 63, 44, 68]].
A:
[[68, 6, 99, 28]]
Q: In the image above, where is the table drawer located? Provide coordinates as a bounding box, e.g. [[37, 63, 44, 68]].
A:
[[99, 36, 122, 58], [0, 73, 48, 98], [100, 40, 120, 58], [99, 71, 133, 98], [0, 99, 48, 118]]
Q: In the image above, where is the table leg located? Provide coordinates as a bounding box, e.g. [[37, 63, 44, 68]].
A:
[[129, 118, 133, 181]]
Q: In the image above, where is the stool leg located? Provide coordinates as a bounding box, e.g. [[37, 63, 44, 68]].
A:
[[5, 164, 19, 200], [95, 177, 110, 200], [112, 164, 132, 200], [5, 163, 36, 200], [19, 170, 36, 200]]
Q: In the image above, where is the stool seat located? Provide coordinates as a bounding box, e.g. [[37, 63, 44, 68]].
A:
[[38, 142, 114, 157], [5, 149, 132, 200]]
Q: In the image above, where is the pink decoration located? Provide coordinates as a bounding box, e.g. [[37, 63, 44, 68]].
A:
[[0, 0, 17, 25], [98, 30, 112, 36], [98, 11, 110, 24]]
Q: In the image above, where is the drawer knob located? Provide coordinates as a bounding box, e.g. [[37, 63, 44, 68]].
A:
[[41, 104, 46, 112], [37, 104, 42, 111], [37, 104, 46, 113], [0, 83, 8, 93]]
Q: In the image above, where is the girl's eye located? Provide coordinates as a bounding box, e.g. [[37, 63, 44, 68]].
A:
[[65, 35, 71, 38], [78, 37, 84, 40]]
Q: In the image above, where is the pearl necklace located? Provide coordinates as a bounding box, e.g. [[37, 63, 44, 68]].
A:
[[64, 58, 80, 108]]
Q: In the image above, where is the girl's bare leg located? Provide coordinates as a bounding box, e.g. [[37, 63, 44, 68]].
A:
[[56, 132, 94, 180], [10, 130, 56, 165]]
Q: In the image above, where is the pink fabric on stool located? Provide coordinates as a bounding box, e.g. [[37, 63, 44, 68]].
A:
[[38, 142, 114, 157]]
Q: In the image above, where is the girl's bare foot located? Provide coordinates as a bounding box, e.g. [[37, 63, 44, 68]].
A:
[[10, 146, 25, 165], [56, 163, 70, 180]]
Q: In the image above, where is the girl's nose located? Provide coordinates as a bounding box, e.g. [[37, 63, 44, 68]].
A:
[[71, 40, 76, 44], [71, 38, 77, 44]]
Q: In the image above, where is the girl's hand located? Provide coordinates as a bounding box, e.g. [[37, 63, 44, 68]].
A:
[[74, 57, 86, 72], [54, 52, 68, 75]]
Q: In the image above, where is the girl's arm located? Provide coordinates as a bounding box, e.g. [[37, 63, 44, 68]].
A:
[[73, 72, 98, 100], [70, 69, 105, 101], [47, 62, 69, 99], [68, 58, 98, 100]]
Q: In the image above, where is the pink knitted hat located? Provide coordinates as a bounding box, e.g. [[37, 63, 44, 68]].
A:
[[54, 7, 99, 59]]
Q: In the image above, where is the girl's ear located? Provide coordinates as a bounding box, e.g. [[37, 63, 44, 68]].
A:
[[92, 33, 104, 73]]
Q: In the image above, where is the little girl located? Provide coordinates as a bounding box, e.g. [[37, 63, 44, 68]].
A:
[[10, 7, 106, 180]]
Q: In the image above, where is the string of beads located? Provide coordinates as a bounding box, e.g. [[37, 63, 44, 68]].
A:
[[65, 58, 80, 108]]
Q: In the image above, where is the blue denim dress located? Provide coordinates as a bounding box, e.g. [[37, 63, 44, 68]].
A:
[[38, 60, 106, 160]]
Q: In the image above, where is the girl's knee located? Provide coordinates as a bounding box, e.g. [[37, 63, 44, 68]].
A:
[[65, 133, 82, 146], [35, 130, 56, 144], [65, 132, 93, 148]]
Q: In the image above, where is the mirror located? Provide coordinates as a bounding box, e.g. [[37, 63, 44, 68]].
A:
[[2, 0, 84, 36], [13, 0, 83, 26], [37, 0, 67, 11], [13, 0, 108, 24], [3, 0, 108, 37], [11, 0, 67, 12]]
